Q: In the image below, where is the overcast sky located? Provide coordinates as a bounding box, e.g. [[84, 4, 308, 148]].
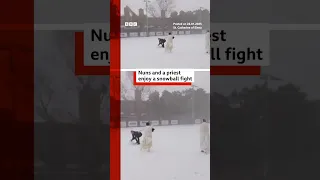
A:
[[121, 0, 210, 15]]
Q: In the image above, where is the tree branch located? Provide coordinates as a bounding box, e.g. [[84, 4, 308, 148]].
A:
[[38, 90, 54, 122], [147, 5, 159, 17]]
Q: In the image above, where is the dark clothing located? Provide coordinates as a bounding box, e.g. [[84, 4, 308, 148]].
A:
[[131, 131, 142, 144], [158, 38, 166, 48]]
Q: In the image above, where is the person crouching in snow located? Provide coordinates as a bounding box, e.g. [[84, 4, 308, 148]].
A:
[[165, 32, 174, 53], [140, 122, 155, 152], [200, 119, 210, 154], [130, 130, 142, 144], [158, 38, 166, 48]]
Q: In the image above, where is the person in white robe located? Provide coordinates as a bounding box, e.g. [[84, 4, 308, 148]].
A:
[[205, 30, 210, 53], [165, 32, 174, 52], [140, 122, 154, 152], [200, 119, 210, 153]]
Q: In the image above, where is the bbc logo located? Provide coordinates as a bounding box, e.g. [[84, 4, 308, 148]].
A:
[[125, 22, 138, 27]]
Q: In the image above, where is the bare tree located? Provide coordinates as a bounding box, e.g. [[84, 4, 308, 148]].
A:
[[147, 5, 159, 17], [34, 68, 55, 122], [121, 71, 151, 100], [34, 66, 80, 123], [55, 31, 110, 107], [121, 82, 130, 100], [35, 31, 109, 124], [148, 0, 176, 18]]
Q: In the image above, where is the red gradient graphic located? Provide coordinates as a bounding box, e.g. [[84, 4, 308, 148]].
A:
[[210, 66, 261, 75], [73, 2, 121, 179], [74, 32, 110, 75], [133, 72, 192, 86], [0, 1, 34, 179], [110, 0, 121, 180]]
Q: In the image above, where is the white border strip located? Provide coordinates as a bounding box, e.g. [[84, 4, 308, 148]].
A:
[[33, 24, 320, 31], [121, 69, 210, 71]]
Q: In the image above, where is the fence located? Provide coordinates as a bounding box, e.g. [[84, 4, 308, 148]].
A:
[[120, 30, 207, 38], [121, 119, 210, 128]]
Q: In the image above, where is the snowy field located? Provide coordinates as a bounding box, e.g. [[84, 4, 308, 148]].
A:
[[121, 34, 210, 69], [121, 125, 210, 180]]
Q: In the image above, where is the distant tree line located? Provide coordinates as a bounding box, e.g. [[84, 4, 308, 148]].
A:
[[145, 87, 210, 120], [121, 87, 210, 121]]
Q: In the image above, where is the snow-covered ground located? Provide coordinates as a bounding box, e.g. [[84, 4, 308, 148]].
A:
[[121, 34, 210, 69], [121, 125, 210, 180]]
